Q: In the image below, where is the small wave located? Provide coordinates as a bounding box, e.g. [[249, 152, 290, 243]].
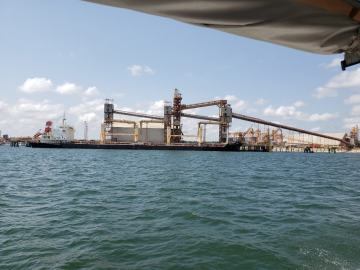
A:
[[158, 187, 180, 192], [75, 190, 101, 196], [69, 209, 87, 217], [171, 211, 231, 225], [295, 204, 336, 210]]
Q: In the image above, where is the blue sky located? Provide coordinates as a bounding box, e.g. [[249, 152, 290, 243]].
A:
[[1, 0, 360, 140]]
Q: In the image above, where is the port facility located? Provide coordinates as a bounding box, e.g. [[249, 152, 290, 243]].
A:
[[28, 89, 358, 152]]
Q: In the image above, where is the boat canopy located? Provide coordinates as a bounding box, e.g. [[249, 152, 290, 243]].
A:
[[83, 0, 360, 70]]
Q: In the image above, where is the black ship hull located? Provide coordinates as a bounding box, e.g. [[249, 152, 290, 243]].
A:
[[29, 142, 241, 151]]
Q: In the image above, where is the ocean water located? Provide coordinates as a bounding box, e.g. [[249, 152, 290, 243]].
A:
[[1, 146, 360, 269]]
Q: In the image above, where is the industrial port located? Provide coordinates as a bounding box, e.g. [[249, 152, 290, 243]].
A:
[[14, 89, 355, 152]]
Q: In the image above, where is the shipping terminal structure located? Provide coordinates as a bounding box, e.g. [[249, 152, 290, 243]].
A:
[[30, 89, 359, 152]]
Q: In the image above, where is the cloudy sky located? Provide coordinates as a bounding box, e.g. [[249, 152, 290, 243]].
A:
[[1, 0, 360, 140]]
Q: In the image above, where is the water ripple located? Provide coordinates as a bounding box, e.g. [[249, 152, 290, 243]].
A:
[[1, 148, 360, 269]]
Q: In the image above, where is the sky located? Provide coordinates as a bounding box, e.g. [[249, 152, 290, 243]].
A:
[[1, 0, 360, 141]]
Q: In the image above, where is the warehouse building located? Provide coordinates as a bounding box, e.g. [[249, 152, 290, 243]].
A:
[[112, 123, 164, 143], [283, 133, 348, 146]]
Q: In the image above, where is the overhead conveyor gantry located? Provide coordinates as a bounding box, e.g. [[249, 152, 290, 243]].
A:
[[181, 113, 219, 121], [104, 93, 353, 147], [113, 109, 164, 120], [181, 100, 227, 110], [231, 113, 351, 147], [176, 94, 231, 143]]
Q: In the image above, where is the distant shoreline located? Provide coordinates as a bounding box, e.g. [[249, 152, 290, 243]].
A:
[[272, 147, 360, 153]]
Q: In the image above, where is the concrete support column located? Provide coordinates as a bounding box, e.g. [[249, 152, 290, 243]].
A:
[[134, 125, 139, 142], [167, 126, 171, 145], [198, 126, 203, 145]]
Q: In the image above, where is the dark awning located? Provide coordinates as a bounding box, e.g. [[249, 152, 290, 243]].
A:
[[82, 0, 360, 69]]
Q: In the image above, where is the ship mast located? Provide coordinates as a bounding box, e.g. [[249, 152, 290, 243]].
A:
[[62, 112, 66, 126]]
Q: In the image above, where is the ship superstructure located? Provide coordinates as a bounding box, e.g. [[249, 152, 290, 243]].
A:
[[40, 113, 75, 143]]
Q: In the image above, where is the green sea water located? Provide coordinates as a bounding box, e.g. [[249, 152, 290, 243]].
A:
[[1, 147, 360, 269]]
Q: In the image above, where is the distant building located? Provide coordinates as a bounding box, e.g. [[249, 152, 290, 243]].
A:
[[16, 137, 33, 142], [3, 134, 9, 140]]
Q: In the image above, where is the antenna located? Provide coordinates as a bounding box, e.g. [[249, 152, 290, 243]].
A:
[[84, 121, 88, 141], [104, 98, 114, 104], [63, 111, 67, 125]]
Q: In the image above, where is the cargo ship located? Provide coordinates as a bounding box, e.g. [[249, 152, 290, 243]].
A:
[[29, 141, 241, 151], [28, 113, 243, 151], [28, 91, 273, 152]]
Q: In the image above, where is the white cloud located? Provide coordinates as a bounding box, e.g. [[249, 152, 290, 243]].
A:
[[264, 105, 297, 117], [254, 98, 268, 105], [344, 94, 360, 104], [56, 82, 82, 95], [0, 119, 13, 125], [149, 100, 164, 110], [246, 108, 258, 114], [292, 101, 307, 107], [263, 105, 338, 122], [128, 65, 142, 76], [319, 57, 342, 69], [214, 95, 238, 101], [128, 65, 155, 76], [0, 101, 9, 115], [144, 66, 155, 75], [343, 117, 360, 129], [350, 105, 360, 115], [313, 67, 360, 100], [78, 112, 100, 124], [84, 86, 100, 96], [10, 98, 64, 125], [312, 87, 338, 99], [307, 113, 339, 122], [68, 99, 104, 131], [232, 100, 249, 111], [147, 100, 165, 115], [18, 78, 53, 93], [311, 127, 321, 132], [18, 78, 97, 96], [69, 98, 103, 115], [113, 93, 126, 98], [223, 95, 238, 101], [325, 68, 360, 88], [0, 98, 104, 138]]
